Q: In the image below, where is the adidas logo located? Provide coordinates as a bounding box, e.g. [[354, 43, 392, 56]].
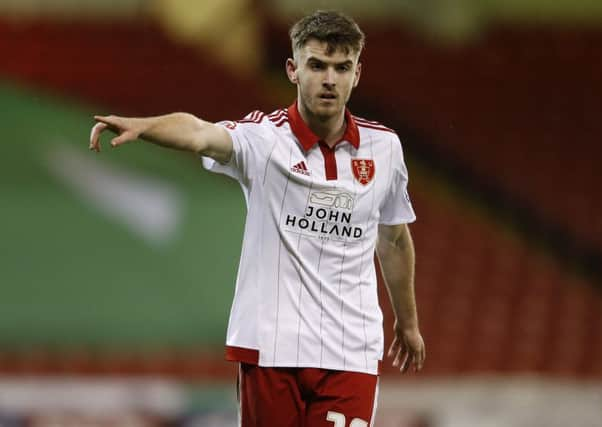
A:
[[291, 161, 310, 176]]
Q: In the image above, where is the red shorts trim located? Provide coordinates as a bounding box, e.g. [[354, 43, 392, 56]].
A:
[[225, 345, 259, 364]]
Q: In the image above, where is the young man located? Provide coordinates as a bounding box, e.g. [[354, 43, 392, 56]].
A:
[[89, 10, 424, 427]]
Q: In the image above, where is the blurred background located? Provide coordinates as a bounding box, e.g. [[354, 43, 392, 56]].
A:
[[1, 0, 601, 426]]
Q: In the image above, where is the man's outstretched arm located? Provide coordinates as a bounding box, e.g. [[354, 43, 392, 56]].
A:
[[89, 113, 233, 163], [376, 223, 425, 373]]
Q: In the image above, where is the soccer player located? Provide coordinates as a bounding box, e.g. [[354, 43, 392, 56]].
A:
[[89, 10, 425, 427]]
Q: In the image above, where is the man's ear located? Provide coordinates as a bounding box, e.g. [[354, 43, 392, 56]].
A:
[[353, 62, 362, 88], [286, 58, 298, 84]]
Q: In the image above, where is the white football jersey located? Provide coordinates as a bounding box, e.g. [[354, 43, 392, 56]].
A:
[[202, 102, 415, 375]]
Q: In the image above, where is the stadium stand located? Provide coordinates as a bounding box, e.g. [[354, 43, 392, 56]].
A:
[[356, 26, 602, 252], [380, 179, 602, 377], [0, 18, 268, 119]]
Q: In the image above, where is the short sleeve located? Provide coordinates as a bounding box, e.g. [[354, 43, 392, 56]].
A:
[[201, 111, 270, 186], [379, 143, 416, 225]]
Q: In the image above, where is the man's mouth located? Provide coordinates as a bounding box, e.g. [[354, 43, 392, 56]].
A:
[[319, 93, 337, 100]]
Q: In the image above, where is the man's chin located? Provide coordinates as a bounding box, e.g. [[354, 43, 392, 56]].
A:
[[313, 102, 342, 119]]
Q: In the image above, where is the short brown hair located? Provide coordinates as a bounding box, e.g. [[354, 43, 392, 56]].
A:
[[289, 10, 365, 56]]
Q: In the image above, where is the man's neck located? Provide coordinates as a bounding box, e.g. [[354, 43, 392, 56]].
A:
[[298, 102, 346, 148]]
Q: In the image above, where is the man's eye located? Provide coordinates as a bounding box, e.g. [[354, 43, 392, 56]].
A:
[[310, 63, 323, 70]]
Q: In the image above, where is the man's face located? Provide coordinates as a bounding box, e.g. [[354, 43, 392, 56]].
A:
[[287, 39, 362, 120]]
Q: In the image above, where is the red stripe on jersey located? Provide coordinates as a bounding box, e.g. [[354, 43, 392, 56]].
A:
[[238, 111, 265, 124], [268, 108, 285, 116], [268, 109, 287, 121], [352, 116, 381, 125], [274, 117, 288, 127], [270, 112, 287, 119], [300, 161, 307, 170], [354, 117, 395, 133], [268, 110, 288, 127], [356, 122, 396, 134], [225, 345, 260, 364], [318, 142, 338, 180]]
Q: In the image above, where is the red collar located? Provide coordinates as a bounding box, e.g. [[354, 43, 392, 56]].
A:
[[287, 101, 360, 151]]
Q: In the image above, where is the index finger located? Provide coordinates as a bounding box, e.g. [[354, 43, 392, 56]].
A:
[[94, 115, 120, 126], [89, 121, 108, 152]]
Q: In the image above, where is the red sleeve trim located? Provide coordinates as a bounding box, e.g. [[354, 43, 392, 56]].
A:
[[225, 345, 260, 365], [237, 110, 266, 124], [267, 109, 289, 127]]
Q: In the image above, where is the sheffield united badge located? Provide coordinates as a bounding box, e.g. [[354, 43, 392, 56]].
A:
[[351, 159, 375, 185]]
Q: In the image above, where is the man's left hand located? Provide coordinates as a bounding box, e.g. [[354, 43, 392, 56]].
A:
[[388, 322, 425, 373]]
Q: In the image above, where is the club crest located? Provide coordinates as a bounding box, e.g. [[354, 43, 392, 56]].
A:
[[351, 159, 375, 185]]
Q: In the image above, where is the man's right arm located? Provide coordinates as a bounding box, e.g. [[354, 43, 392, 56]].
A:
[[89, 112, 233, 163]]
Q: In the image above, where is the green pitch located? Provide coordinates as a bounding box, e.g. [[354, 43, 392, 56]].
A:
[[0, 82, 245, 350]]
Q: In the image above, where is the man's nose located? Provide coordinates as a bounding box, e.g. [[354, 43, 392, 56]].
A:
[[323, 68, 336, 87]]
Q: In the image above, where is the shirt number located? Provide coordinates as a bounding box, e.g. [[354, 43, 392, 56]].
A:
[[326, 411, 368, 427]]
